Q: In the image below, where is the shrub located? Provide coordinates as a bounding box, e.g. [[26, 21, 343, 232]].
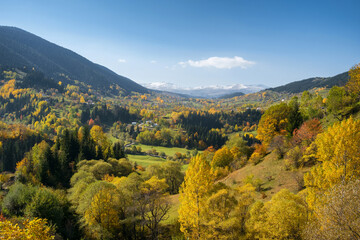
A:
[[2, 183, 37, 216]]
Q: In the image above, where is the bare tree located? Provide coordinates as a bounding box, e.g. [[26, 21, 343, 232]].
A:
[[303, 180, 360, 240]]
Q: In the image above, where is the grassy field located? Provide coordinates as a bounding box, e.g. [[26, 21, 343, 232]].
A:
[[220, 152, 310, 200], [227, 130, 257, 141], [181, 164, 189, 172], [163, 194, 180, 225], [131, 144, 194, 171], [106, 134, 121, 144], [126, 153, 186, 224], [127, 154, 166, 167], [127, 154, 189, 172], [162, 152, 311, 225], [135, 144, 193, 156]]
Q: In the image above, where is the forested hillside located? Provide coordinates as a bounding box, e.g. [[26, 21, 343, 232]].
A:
[[0, 26, 147, 94], [0, 0, 358, 236], [0, 62, 359, 239], [267, 71, 349, 93], [0, 29, 358, 238]]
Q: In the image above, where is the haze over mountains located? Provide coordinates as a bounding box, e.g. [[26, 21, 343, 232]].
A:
[[142, 82, 266, 98], [142, 70, 349, 98]]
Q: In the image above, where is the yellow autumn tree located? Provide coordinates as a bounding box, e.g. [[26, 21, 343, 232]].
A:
[[90, 125, 111, 158], [232, 184, 256, 236], [178, 154, 213, 239], [256, 117, 277, 146], [84, 187, 121, 239], [256, 103, 292, 147], [346, 63, 360, 97], [80, 95, 86, 103], [203, 186, 238, 239], [246, 189, 307, 240], [0, 79, 15, 98], [0, 218, 55, 239], [304, 117, 360, 209], [211, 146, 233, 168]]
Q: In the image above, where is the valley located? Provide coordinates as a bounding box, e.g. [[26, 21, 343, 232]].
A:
[[0, 8, 359, 239]]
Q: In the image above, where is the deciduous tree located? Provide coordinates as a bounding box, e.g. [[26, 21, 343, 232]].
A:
[[211, 146, 233, 168], [0, 218, 55, 239], [179, 155, 213, 239], [303, 180, 360, 240], [84, 187, 121, 239], [257, 103, 292, 147], [304, 117, 360, 209], [140, 176, 170, 240], [246, 189, 307, 240], [346, 63, 360, 98]]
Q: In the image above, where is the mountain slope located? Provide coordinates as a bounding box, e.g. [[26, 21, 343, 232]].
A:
[[0, 26, 147, 93], [267, 72, 349, 93], [218, 91, 244, 99]]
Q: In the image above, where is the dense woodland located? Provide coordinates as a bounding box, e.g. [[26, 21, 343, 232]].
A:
[[0, 63, 359, 240]]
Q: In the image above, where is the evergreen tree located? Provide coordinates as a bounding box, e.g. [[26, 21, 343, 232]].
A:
[[111, 141, 125, 159]]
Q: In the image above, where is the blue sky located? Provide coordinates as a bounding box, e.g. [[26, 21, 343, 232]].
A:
[[1, 0, 359, 87]]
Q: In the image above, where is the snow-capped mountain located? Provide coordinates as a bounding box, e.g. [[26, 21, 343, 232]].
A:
[[143, 82, 180, 90], [142, 82, 266, 98]]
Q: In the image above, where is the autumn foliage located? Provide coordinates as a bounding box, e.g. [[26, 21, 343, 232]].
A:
[[346, 63, 360, 97], [292, 118, 322, 145], [0, 217, 55, 239], [304, 117, 360, 209]]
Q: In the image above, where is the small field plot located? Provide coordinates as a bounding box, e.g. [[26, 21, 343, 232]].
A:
[[136, 144, 193, 156], [127, 154, 166, 167]]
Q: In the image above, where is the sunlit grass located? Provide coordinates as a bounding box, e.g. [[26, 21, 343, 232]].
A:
[[135, 144, 193, 156], [127, 154, 166, 167]]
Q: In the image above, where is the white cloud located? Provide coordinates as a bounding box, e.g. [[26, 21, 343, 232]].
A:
[[118, 58, 126, 63], [179, 56, 255, 69], [150, 60, 157, 64]]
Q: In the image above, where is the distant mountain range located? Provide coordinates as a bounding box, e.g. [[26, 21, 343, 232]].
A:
[[267, 72, 349, 93], [142, 82, 267, 98], [0, 26, 147, 94], [0, 26, 350, 98], [143, 70, 349, 98]]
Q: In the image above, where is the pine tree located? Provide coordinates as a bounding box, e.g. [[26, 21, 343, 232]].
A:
[[111, 141, 125, 159]]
